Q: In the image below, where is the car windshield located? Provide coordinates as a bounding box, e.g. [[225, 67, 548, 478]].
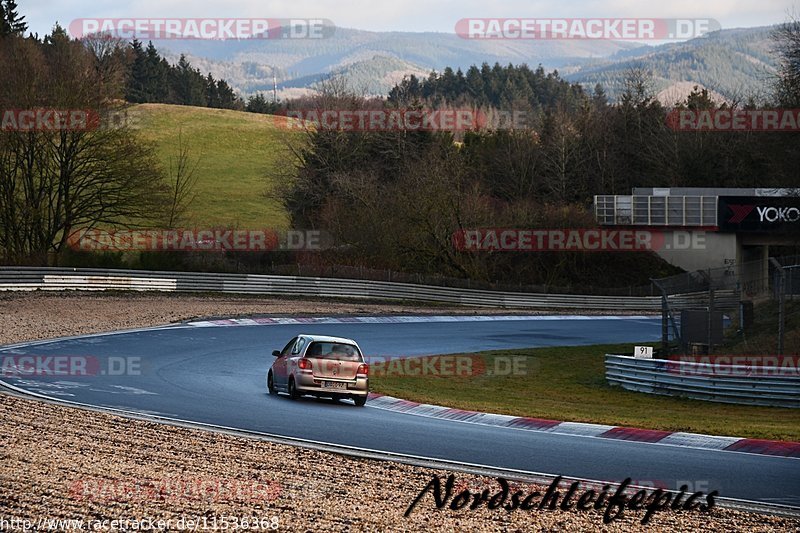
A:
[[305, 342, 362, 361]]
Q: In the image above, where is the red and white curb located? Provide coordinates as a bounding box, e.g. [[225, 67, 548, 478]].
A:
[[366, 393, 800, 459], [186, 314, 653, 328]]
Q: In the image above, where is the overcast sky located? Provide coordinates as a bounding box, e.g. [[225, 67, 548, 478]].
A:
[[23, 0, 797, 37]]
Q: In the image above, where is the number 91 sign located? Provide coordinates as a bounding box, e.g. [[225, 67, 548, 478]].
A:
[[634, 346, 654, 359]]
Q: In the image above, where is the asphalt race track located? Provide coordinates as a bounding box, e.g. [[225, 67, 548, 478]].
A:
[[2, 315, 799, 507]]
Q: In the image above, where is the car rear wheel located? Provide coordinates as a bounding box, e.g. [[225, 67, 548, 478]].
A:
[[288, 378, 300, 400], [267, 371, 277, 395], [353, 395, 367, 407]]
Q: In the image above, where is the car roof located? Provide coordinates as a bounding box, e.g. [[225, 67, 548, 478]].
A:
[[297, 334, 359, 345]]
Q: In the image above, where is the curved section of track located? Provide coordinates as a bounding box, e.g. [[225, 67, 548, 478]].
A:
[[2, 315, 798, 508]]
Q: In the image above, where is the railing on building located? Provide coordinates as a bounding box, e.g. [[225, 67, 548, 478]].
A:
[[594, 195, 718, 227]]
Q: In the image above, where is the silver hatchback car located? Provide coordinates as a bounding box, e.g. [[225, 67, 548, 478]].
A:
[[267, 334, 369, 406]]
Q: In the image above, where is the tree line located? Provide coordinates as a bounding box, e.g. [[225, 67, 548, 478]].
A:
[[126, 40, 239, 109], [124, 39, 279, 114], [388, 63, 589, 113]]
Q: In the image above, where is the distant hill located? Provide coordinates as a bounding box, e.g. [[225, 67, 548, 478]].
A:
[[564, 27, 779, 101], [158, 25, 781, 101], [655, 82, 729, 106], [278, 55, 430, 96], [160, 26, 640, 97]]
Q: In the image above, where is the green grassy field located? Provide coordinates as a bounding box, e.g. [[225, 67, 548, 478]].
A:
[[370, 343, 800, 441], [130, 104, 298, 228]]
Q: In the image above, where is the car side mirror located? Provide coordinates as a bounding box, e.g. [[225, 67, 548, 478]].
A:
[[272, 350, 281, 357]]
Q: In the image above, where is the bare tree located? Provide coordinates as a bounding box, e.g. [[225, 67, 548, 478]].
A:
[[0, 32, 168, 264], [773, 15, 800, 106], [82, 33, 129, 100], [540, 106, 587, 202], [163, 131, 200, 228]]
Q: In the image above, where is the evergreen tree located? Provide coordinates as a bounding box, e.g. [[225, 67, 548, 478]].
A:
[[387, 75, 421, 105], [465, 65, 485, 104], [125, 39, 149, 103], [246, 92, 277, 114], [143, 42, 169, 102], [171, 54, 206, 106], [205, 73, 219, 107], [592, 83, 607, 108], [0, 0, 27, 36], [216, 79, 238, 109]]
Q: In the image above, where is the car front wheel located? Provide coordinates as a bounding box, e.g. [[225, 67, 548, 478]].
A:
[[267, 371, 277, 395]]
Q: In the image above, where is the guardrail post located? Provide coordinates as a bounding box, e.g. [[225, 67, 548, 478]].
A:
[[777, 271, 785, 356], [651, 278, 670, 354], [661, 294, 669, 354], [707, 287, 715, 354]]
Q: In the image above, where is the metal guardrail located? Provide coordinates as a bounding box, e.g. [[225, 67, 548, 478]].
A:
[[0, 267, 738, 311], [606, 354, 800, 408]]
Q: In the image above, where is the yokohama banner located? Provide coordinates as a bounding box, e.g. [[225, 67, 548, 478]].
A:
[[718, 196, 800, 233]]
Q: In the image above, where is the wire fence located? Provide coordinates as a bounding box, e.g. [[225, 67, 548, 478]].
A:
[[784, 265, 800, 297], [650, 256, 800, 356]]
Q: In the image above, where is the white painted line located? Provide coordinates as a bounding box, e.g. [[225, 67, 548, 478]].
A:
[[481, 413, 518, 426], [659, 432, 743, 450], [406, 404, 451, 417], [545, 422, 617, 437]]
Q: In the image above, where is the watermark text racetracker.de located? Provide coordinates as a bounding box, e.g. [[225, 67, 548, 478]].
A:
[[361, 354, 532, 378], [69, 18, 334, 40], [68, 228, 329, 252], [667, 355, 800, 377], [277, 108, 488, 132], [667, 108, 800, 132], [0, 109, 130, 132], [0, 354, 141, 377], [455, 18, 720, 40], [276, 108, 540, 132], [69, 475, 282, 504], [452, 228, 706, 252]]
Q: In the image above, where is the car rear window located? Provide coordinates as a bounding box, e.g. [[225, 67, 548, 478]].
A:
[[305, 342, 362, 361]]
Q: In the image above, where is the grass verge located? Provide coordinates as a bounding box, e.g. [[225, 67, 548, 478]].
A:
[[370, 343, 800, 441]]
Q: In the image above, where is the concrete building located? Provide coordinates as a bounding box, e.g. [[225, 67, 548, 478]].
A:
[[594, 188, 799, 292]]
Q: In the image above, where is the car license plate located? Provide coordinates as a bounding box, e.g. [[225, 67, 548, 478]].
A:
[[323, 381, 346, 389]]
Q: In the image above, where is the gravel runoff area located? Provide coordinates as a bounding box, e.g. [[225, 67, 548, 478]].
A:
[[1, 292, 798, 532]]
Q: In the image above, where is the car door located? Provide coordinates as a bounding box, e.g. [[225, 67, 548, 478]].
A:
[[273, 337, 297, 387]]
